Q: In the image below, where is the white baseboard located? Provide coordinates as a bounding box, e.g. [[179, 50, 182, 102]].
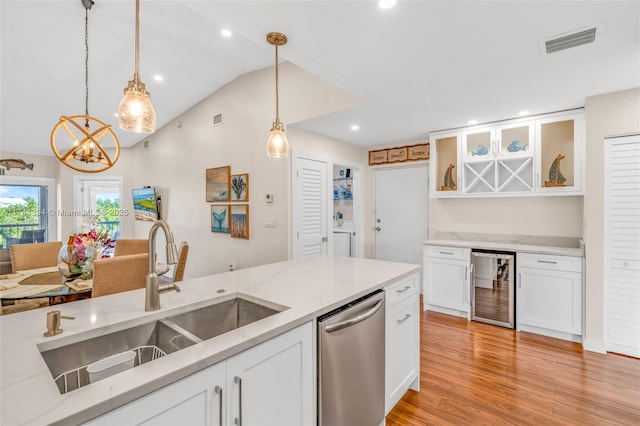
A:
[[582, 339, 607, 354]]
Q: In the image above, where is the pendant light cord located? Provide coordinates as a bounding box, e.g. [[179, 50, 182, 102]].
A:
[[84, 6, 90, 126], [134, 0, 140, 78], [274, 43, 280, 124]]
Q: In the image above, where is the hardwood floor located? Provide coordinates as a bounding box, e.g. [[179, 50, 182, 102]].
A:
[[386, 310, 640, 426]]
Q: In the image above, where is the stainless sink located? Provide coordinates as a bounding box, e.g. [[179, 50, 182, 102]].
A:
[[164, 296, 284, 341], [39, 295, 286, 394]]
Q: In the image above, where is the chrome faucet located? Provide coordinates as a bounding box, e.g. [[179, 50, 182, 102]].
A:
[[145, 220, 180, 311]]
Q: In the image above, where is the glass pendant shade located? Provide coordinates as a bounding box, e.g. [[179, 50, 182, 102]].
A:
[[267, 122, 289, 158], [117, 78, 156, 133]]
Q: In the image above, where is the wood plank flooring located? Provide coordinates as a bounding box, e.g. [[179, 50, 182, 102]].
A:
[[386, 310, 640, 425]]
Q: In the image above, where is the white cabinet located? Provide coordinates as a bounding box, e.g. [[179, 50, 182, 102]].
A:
[[423, 245, 471, 318], [517, 253, 582, 342], [429, 109, 583, 198], [384, 274, 420, 414], [87, 322, 314, 426]]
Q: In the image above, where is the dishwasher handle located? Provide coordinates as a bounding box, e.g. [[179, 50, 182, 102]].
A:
[[324, 299, 384, 333]]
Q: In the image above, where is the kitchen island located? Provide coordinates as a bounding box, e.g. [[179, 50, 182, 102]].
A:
[[0, 255, 420, 425]]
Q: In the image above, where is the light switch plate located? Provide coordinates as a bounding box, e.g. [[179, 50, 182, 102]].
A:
[[265, 194, 273, 203], [264, 218, 277, 228]]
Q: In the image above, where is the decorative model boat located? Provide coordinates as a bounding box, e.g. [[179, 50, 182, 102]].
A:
[[441, 163, 456, 191], [544, 154, 567, 187]]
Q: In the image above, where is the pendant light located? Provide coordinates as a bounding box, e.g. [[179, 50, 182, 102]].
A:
[[117, 0, 156, 133], [50, 0, 120, 173], [266, 32, 289, 158]]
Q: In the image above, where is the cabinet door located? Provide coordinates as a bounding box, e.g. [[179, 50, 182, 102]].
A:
[[518, 267, 581, 334], [535, 111, 583, 194], [86, 362, 225, 426], [424, 256, 470, 314], [385, 293, 420, 414], [226, 321, 314, 426]]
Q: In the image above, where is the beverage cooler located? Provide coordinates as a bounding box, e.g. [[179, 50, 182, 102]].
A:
[[471, 250, 515, 329]]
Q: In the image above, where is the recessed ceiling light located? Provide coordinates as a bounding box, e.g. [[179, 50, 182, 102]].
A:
[[468, 120, 478, 125], [518, 110, 530, 116], [378, 0, 397, 9], [153, 75, 163, 82], [114, 113, 119, 118], [350, 124, 360, 131], [221, 29, 232, 38]]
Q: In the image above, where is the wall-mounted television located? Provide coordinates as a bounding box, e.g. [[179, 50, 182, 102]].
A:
[[132, 187, 160, 221]]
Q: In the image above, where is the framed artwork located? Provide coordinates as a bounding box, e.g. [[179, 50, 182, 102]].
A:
[[210, 205, 229, 233], [206, 166, 230, 202], [230, 204, 249, 239], [231, 173, 249, 201]]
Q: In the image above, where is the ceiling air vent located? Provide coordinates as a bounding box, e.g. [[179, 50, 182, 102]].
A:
[[213, 113, 223, 127], [541, 23, 604, 55]]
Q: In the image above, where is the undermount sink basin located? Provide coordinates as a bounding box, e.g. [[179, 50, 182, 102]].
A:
[[38, 295, 286, 394], [164, 295, 283, 341]]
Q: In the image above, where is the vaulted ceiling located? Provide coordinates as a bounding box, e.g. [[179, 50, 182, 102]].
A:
[[1, 1, 639, 156]]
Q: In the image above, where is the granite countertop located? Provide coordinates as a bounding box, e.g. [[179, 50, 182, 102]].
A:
[[424, 231, 585, 256], [0, 255, 419, 426]]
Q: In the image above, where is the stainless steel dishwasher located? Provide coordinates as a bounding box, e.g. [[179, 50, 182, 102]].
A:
[[318, 289, 385, 426]]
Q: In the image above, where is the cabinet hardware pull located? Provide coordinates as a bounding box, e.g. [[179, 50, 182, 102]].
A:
[[465, 266, 468, 280], [397, 313, 412, 324], [214, 385, 223, 426], [537, 260, 558, 264], [397, 285, 411, 294], [440, 251, 454, 255], [518, 273, 522, 288], [234, 376, 242, 426]]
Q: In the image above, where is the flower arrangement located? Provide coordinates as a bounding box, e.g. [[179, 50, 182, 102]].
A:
[[59, 216, 113, 280]]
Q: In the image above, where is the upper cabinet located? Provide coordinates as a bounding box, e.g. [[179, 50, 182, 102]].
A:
[[430, 109, 583, 198]]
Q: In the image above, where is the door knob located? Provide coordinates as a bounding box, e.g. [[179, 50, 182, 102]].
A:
[[375, 226, 381, 231]]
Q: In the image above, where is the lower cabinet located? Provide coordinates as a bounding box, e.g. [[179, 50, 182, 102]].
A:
[[517, 253, 583, 340], [86, 321, 314, 426], [384, 273, 420, 414], [423, 245, 471, 318]]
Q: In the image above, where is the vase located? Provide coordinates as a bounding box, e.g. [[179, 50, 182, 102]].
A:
[[57, 244, 84, 280]]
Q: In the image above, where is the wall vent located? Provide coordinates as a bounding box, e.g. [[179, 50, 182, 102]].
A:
[[541, 23, 604, 55], [213, 113, 223, 127]]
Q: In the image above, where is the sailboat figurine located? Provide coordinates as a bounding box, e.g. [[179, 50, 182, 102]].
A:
[[544, 154, 567, 187], [441, 163, 456, 191]]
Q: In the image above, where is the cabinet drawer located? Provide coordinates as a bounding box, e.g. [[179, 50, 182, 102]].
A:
[[385, 275, 418, 308], [518, 253, 582, 273], [425, 245, 470, 261]]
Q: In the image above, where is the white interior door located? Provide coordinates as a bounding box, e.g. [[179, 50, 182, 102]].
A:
[[292, 156, 328, 258], [374, 166, 429, 265], [605, 134, 640, 358]]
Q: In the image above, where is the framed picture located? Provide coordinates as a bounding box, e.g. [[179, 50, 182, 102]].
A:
[[210, 205, 229, 233], [206, 166, 230, 202], [230, 204, 249, 239], [230, 173, 249, 202]]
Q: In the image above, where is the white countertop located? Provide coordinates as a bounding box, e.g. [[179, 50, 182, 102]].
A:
[[0, 255, 420, 426], [424, 231, 585, 256]]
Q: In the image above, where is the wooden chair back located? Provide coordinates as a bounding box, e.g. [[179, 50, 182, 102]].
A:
[[9, 241, 63, 273], [114, 239, 148, 256], [92, 253, 148, 298], [173, 242, 189, 282]]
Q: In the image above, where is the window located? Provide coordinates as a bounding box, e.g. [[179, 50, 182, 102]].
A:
[[73, 177, 123, 239], [0, 177, 56, 248]]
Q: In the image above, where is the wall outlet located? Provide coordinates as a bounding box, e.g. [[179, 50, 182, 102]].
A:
[[264, 218, 277, 228]]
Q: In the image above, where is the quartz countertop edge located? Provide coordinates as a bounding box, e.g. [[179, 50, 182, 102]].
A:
[[0, 255, 420, 426], [424, 232, 585, 257]]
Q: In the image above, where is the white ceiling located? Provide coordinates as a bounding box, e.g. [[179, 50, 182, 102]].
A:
[[1, 1, 639, 156]]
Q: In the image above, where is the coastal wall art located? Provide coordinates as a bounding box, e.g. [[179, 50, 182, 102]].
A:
[[231, 173, 249, 202], [206, 166, 230, 202], [230, 204, 249, 239], [211, 205, 229, 233]]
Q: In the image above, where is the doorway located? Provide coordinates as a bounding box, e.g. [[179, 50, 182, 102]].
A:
[[73, 176, 123, 237], [374, 165, 429, 266]]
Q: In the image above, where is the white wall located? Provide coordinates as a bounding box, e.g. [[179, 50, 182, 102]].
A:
[[583, 87, 640, 351], [117, 63, 364, 278]]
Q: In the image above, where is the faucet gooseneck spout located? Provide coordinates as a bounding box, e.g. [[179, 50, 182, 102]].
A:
[[145, 220, 180, 311]]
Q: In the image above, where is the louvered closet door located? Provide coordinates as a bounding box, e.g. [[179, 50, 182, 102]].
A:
[[605, 134, 640, 358], [292, 156, 327, 258]]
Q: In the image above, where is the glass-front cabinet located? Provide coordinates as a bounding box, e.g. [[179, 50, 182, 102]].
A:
[[432, 132, 461, 196], [429, 109, 583, 198], [535, 111, 583, 194]]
